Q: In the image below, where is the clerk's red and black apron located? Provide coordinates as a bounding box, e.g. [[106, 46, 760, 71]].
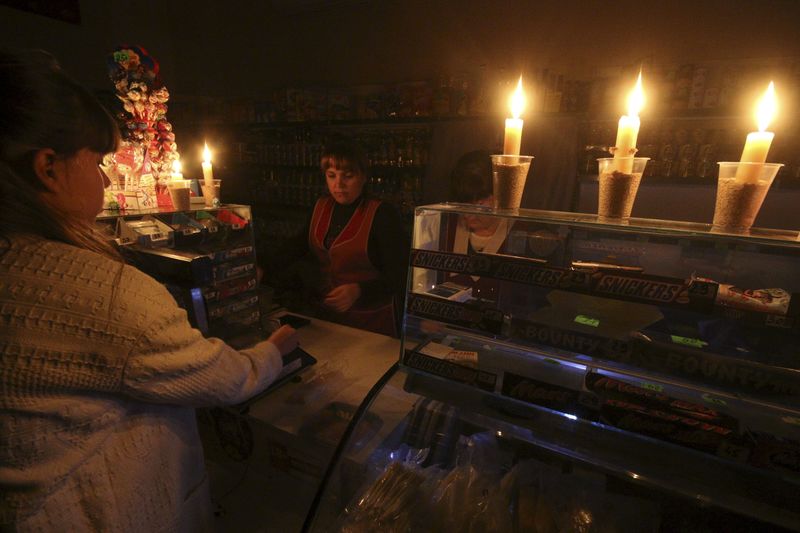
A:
[[308, 197, 398, 337]]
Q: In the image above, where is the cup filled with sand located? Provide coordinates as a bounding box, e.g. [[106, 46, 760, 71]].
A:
[[712, 162, 783, 233], [596, 157, 649, 222], [491, 155, 533, 210]]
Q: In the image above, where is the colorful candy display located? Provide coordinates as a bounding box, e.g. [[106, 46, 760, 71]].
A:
[[106, 45, 180, 200]]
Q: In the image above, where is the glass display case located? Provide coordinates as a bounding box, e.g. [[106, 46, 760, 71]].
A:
[[95, 204, 263, 347], [304, 204, 800, 532]]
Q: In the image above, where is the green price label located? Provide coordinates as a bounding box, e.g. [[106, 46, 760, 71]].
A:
[[701, 393, 727, 407], [574, 315, 600, 327], [670, 335, 708, 348], [640, 382, 663, 392]]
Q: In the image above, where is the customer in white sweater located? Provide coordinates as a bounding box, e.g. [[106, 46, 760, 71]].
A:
[[0, 49, 298, 532]]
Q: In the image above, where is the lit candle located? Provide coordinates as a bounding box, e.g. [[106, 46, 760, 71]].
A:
[[503, 77, 526, 156], [202, 143, 214, 187], [735, 81, 777, 184], [171, 159, 184, 181], [613, 71, 645, 173]]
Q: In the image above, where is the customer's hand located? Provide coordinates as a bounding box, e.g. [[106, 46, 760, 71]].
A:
[[323, 283, 361, 313], [267, 324, 298, 356]]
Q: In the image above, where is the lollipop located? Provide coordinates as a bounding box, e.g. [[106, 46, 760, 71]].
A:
[[106, 44, 181, 191]]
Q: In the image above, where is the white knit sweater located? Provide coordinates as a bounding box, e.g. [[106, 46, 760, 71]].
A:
[[0, 235, 283, 532]]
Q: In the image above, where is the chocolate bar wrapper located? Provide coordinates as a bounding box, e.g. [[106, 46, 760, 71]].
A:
[[586, 373, 739, 431], [600, 398, 750, 460]]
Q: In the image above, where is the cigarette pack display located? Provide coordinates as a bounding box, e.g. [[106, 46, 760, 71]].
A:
[[212, 260, 256, 283], [305, 204, 800, 531], [206, 293, 259, 319], [202, 275, 257, 303], [97, 205, 265, 345], [116, 216, 174, 247]]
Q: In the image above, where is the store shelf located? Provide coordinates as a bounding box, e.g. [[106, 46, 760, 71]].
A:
[[400, 367, 800, 531]]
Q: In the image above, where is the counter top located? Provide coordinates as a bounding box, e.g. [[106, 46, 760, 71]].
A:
[[203, 314, 402, 530], [245, 312, 401, 438]]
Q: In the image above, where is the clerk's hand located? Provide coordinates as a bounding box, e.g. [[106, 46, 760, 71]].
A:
[[267, 324, 298, 356], [323, 283, 361, 313]]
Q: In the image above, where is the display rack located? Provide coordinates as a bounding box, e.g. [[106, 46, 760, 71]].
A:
[[96, 204, 263, 347], [304, 204, 800, 531]]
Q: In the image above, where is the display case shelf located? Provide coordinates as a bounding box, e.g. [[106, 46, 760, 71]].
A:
[[403, 368, 800, 530], [305, 204, 800, 531]]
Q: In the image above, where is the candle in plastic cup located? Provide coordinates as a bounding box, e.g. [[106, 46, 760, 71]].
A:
[[712, 162, 783, 232], [200, 179, 222, 207], [491, 154, 533, 209], [597, 157, 649, 220], [167, 179, 192, 211]]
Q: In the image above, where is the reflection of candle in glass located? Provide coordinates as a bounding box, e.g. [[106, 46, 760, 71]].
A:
[[503, 77, 526, 156], [614, 71, 645, 173], [202, 143, 214, 187], [736, 81, 776, 184], [171, 159, 183, 181]]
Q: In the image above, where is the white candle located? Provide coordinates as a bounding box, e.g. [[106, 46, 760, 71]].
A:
[[202, 143, 214, 187], [735, 81, 777, 184], [613, 71, 644, 174], [503, 77, 526, 156], [170, 159, 184, 181]]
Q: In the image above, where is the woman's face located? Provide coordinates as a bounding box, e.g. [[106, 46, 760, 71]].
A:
[[52, 148, 111, 222], [325, 164, 365, 205], [462, 195, 500, 235]]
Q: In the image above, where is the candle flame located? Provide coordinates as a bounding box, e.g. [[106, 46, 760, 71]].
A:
[[755, 81, 776, 132], [172, 159, 182, 173], [203, 143, 212, 164], [626, 71, 645, 118], [509, 76, 526, 119]]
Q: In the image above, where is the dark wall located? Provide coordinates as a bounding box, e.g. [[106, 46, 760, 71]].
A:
[[2, 0, 799, 95]]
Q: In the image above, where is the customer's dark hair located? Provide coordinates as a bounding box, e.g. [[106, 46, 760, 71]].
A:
[[449, 149, 492, 203], [320, 136, 369, 178], [0, 48, 120, 258]]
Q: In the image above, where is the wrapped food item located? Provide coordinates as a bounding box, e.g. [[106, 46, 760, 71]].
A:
[[717, 284, 791, 315], [694, 275, 791, 315], [586, 373, 739, 430], [339, 462, 428, 533]]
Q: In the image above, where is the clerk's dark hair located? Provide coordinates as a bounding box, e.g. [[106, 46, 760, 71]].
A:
[[0, 48, 120, 258], [449, 149, 492, 203], [320, 137, 369, 179]]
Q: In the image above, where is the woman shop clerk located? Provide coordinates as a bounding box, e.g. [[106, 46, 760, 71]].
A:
[[266, 138, 408, 337], [0, 48, 298, 532]]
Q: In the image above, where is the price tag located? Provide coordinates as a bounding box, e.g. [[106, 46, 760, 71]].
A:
[[639, 382, 663, 392], [574, 315, 600, 327], [670, 335, 708, 348], [701, 393, 727, 407]]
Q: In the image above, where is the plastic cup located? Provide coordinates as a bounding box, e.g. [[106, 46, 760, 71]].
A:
[[167, 179, 192, 211], [597, 157, 650, 221], [201, 179, 222, 207], [712, 162, 783, 233], [491, 155, 533, 210]]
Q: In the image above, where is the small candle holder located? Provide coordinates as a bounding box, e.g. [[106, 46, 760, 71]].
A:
[[596, 157, 649, 221], [711, 162, 783, 233], [491, 155, 533, 210], [201, 179, 222, 207], [167, 179, 192, 211]]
